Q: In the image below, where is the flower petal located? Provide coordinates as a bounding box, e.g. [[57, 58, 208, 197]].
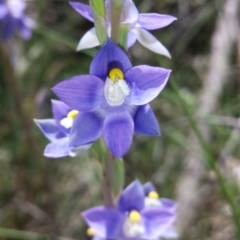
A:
[[161, 198, 177, 212], [127, 31, 137, 48], [141, 208, 176, 239], [161, 225, 178, 239], [44, 137, 70, 158], [143, 182, 157, 195], [17, 17, 32, 39], [69, 143, 92, 157], [51, 99, 71, 134], [117, 180, 145, 213], [105, 0, 138, 25], [2, 14, 16, 40], [138, 13, 176, 30], [0, 4, 7, 19], [34, 119, 65, 142], [125, 65, 171, 105], [69, 1, 93, 22], [90, 39, 132, 80], [76, 27, 100, 51], [69, 112, 104, 147], [103, 106, 133, 158], [131, 28, 171, 58], [52, 75, 107, 112], [134, 104, 160, 136], [82, 206, 124, 239]]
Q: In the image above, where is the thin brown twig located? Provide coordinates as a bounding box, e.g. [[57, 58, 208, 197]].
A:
[[0, 41, 40, 157], [102, 151, 115, 207]]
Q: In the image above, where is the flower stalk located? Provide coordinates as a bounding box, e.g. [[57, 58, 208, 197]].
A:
[[110, 0, 123, 43], [102, 152, 115, 207]]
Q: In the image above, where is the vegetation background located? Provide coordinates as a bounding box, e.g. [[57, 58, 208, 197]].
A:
[[0, 0, 240, 239]]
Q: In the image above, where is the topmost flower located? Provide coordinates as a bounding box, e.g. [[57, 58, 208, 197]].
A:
[[70, 0, 176, 58], [0, 0, 34, 40]]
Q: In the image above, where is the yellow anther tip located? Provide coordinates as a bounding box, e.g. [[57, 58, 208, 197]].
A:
[[67, 110, 79, 120], [148, 191, 159, 199], [109, 68, 124, 81], [128, 210, 141, 223], [86, 228, 94, 236]]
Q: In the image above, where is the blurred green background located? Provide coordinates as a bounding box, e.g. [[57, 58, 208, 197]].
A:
[[0, 0, 240, 239]]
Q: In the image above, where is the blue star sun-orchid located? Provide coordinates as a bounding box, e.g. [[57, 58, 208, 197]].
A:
[[69, 0, 176, 57], [34, 100, 92, 158], [0, 0, 34, 40], [52, 39, 171, 158], [143, 182, 178, 239], [82, 180, 176, 239]]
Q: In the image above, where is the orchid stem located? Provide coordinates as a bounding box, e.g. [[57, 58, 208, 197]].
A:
[[111, 0, 123, 43], [102, 152, 115, 207]]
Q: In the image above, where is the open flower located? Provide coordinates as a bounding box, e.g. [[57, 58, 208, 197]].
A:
[[0, 0, 34, 40], [82, 180, 176, 239], [34, 100, 92, 158], [143, 182, 178, 239], [52, 39, 171, 158], [70, 0, 176, 57]]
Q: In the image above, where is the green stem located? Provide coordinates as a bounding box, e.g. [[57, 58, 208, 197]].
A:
[[169, 79, 240, 237], [110, 0, 123, 43], [118, 24, 128, 50], [89, 0, 107, 45], [0, 228, 71, 240]]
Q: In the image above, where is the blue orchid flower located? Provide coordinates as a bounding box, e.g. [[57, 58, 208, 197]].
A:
[[34, 100, 92, 158], [143, 182, 178, 239], [0, 0, 34, 40], [69, 0, 176, 57], [82, 180, 176, 239], [52, 39, 171, 158]]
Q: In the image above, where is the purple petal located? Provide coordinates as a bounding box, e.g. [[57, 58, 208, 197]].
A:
[[90, 39, 132, 80], [127, 31, 136, 48], [0, 4, 7, 19], [105, 0, 138, 25], [138, 13, 176, 30], [44, 137, 70, 158], [134, 104, 160, 136], [103, 106, 133, 158], [17, 17, 32, 39], [52, 75, 107, 112], [69, 111, 104, 147], [34, 119, 65, 142], [2, 14, 16, 40], [143, 182, 157, 195], [141, 208, 176, 239], [69, 143, 92, 157], [125, 65, 171, 105], [117, 180, 145, 213], [69, 1, 93, 22], [131, 28, 171, 57], [82, 206, 124, 239], [5, 0, 25, 18], [161, 198, 177, 212], [51, 99, 71, 134]]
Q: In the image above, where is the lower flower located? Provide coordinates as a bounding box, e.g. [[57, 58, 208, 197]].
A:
[[82, 180, 176, 240]]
